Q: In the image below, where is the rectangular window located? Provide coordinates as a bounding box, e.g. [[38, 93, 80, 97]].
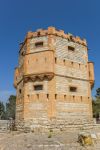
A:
[[35, 41, 43, 47], [34, 85, 43, 91], [69, 86, 77, 92], [68, 46, 75, 51]]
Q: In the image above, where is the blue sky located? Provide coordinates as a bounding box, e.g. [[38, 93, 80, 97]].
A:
[[0, 0, 100, 102]]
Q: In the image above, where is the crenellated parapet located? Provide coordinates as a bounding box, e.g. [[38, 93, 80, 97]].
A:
[[19, 27, 87, 51]]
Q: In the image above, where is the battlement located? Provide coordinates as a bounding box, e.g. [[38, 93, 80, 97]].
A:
[[20, 27, 87, 51]]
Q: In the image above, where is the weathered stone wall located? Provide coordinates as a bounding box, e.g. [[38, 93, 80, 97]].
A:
[[16, 81, 24, 120], [14, 27, 94, 130], [55, 36, 88, 64], [55, 76, 89, 96], [24, 51, 54, 75], [29, 36, 48, 53]]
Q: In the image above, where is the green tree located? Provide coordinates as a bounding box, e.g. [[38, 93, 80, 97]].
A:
[[0, 101, 6, 119], [6, 95, 16, 119], [95, 88, 100, 98], [92, 88, 100, 118]]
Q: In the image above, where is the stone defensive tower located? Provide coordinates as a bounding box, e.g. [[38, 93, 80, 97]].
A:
[[14, 27, 94, 130]]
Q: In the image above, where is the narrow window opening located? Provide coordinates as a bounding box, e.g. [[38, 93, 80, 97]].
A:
[[19, 89, 22, 94], [63, 59, 65, 65], [35, 41, 43, 47], [47, 94, 49, 99], [55, 94, 57, 99], [64, 95, 66, 100], [73, 96, 75, 101], [81, 96, 82, 101], [55, 57, 57, 63], [37, 32, 40, 36], [71, 61, 73, 66], [27, 94, 30, 98], [34, 85, 43, 91], [69, 86, 77, 92], [37, 94, 39, 99], [68, 46, 75, 51]]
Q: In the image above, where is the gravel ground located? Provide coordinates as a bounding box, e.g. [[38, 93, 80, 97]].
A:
[[0, 130, 100, 150]]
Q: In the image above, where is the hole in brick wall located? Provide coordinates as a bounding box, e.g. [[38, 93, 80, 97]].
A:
[[81, 96, 82, 101], [19, 89, 22, 94], [55, 94, 57, 100], [34, 85, 43, 91], [71, 61, 73, 66], [69, 86, 77, 92], [37, 32, 40, 36], [64, 95, 66, 100], [55, 57, 57, 63], [47, 94, 49, 99], [37, 94, 39, 99], [79, 63, 80, 68], [63, 59, 65, 65], [27, 94, 30, 98], [68, 46, 75, 51], [35, 41, 43, 47], [73, 96, 75, 101]]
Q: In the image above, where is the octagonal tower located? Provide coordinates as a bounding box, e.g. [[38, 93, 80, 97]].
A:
[[14, 27, 94, 130]]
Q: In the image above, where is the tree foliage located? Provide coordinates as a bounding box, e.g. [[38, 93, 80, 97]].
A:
[[0, 95, 16, 120], [92, 88, 100, 118], [6, 95, 16, 119], [0, 101, 5, 119]]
